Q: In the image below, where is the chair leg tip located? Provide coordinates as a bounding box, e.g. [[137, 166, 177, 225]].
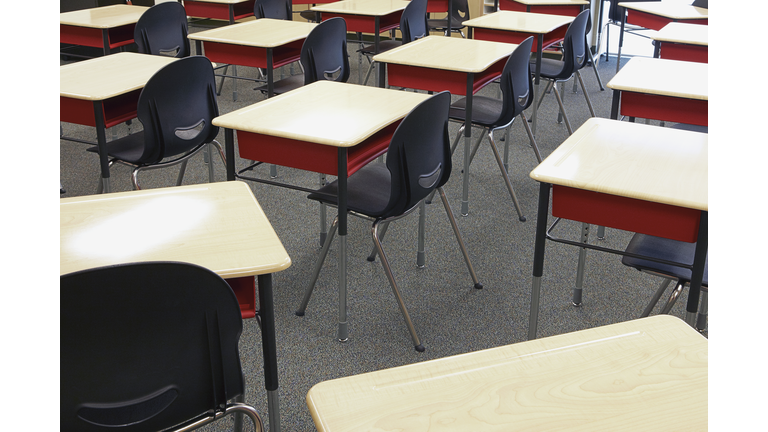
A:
[[571, 302, 582, 307], [415, 344, 425, 352], [519, 216, 527, 222], [474, 282, 483, 290], [366, 256, 376, 262], [295, 310, 305, 317]]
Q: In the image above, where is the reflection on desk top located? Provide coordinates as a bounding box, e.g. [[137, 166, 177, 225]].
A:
[[60, 52, 177, 101], [618, 0, 708, 19], [373, 35, 517, 73], [606, 57, 708, 100], [306, 315, 707, 432], [530, 118, 707, 211], [60, 4, 149, 28], [653, 22, 708, 45], [508, 0, 588, 5], [464, 10, 575, 33], [60, 181, 291, 278], [212, 81, 431, 147], [188, 18, 317, 47], [311, 0, 410, 15]]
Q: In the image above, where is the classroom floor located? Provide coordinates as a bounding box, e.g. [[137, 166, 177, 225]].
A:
[[59, 22, 706, 432]]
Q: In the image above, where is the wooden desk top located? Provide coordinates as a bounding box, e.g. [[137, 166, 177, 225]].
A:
[[510, 0, 588, 5], [606, 57, 708, 100], [306, 315, 708, 432], [60, 182, 292, 278], [188, 18, 317, 47], [464, 10, 575, 34], [373, 36, 517, 73], [653, 22, 708, 45], [311, 0, 410, 16], [60, 52, 177, 101], [530, 118, 707, 211], [212, 81, 431, 147], [618, 1, 708, 20], [60, 4, 149, 28]]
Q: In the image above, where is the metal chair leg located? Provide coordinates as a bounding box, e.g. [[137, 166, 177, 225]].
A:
[[372, 220, 424, 352], [366, 221, 389, 262], [296, 217, 339, 316], [437, 187, 482, 289], [576, 70, 596, 117], [519, 112, 542, 163], [487, 132, 525, 222], [659, 281, 685, 314], [641, 278, 674, 317], [551, 84, 573, 134]]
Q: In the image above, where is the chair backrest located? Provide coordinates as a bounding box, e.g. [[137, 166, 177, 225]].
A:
[[380, 91, 452, 219], [135, 56, 220, 164], [495, 36, 534, 127], [134, 2, 191, 58], [555, 9, 590, 79], [400, 0, 428, 44], [301, 17, 350, 85], [60, 262, 246, 432], [253, 0, 292, 20], [450, 0, 470, 26]]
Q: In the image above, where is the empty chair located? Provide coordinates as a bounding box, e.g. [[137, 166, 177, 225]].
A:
[[427, 0, 469, 38], [89, 56, 225, 192], [296, 92, 482, 352], [358, 0, 428, 86], [253, 0, 291, 19], [534, 9, 594, 135], [446, 36, 539, 222], [621, 234, 709, 331], [133, 1, 191, 58], [600, 0, 660, 64], [260, 17, 350, 95], [60, 261, 264, 432]]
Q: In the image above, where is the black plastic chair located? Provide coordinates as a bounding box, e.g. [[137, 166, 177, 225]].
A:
[[134, 1, 191, 58], [446, 37, 538, 222], [253, 0, 292, 19], [60, 262, 264, 432], [89, 56, 226, 192], [261, 17, 350, 95], [534, 9, 594, 135], [621, 234, 709, 331], [296, 92, 482, 352], [358, 0, 428, 86], [600, 0, 660, 64], [427, 0, 469, 38]]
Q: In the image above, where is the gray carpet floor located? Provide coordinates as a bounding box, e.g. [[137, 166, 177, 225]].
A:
[[57, 24, 711, 431]]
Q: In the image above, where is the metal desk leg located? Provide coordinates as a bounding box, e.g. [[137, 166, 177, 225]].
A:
[[94, 101, 111, 193], [225, 129, 236, 181], [460, 75, 474, 216], [685, 211, 708, 327], [257, 274, 281, 432], [616, 8, 626, 73], [532, 35, 543, 136], [337, 148, 349, 342], [528, 182, 551, 340], [572, 223, 590, 306]]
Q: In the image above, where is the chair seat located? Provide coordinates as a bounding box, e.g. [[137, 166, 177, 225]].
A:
[[533, 57, 567, 80], [622, 233, 708, 286], [449, 96, 504, 127], [358, 39, 402, 56], [308, 163, 392, 217], [86, 132, 148, 164], [259, 73, 305, 95]]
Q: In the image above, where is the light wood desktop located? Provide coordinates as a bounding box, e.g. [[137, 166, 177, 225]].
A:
[[607, 57, 708, 126], [60, 181, 291, 432], [463, 10, 575, 135], [60, 4, 149, 56], [373, 35, 517, 217], [212, 81, 431, 343], [189, 18, 317, 98], [306, 315, 708, 432], [652, 22, 708, 63], [183, 0, 256, 24], [615, 0, 708, 70], [528, 118, 707, 338], [60, 52, 177, 193], [499, 0, 588, 16]]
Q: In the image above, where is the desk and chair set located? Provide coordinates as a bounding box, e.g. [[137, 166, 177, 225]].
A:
[[60, 1, 708, 430]]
